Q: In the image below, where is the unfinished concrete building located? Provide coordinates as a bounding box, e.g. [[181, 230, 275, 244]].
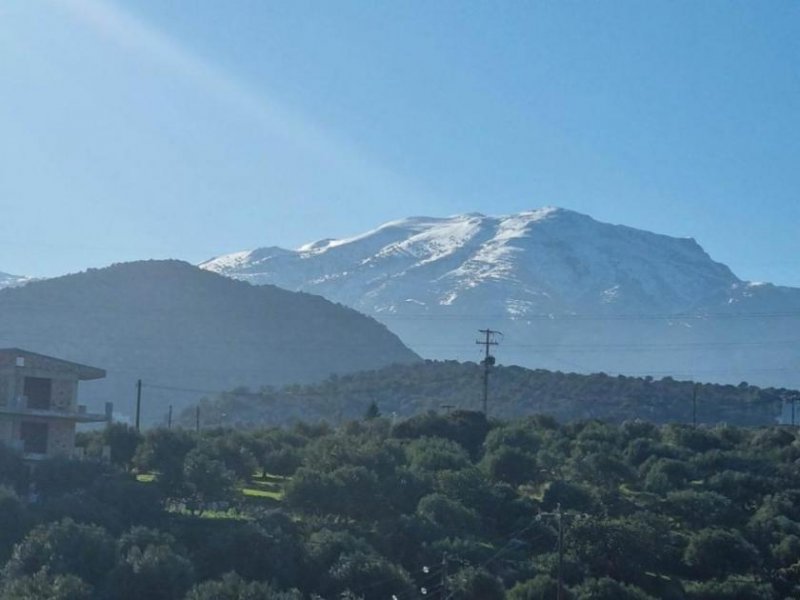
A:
[[0, 348, 109, 459]]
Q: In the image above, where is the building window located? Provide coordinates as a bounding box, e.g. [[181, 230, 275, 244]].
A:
[[20, 421, 48, 454], [24, 377, 52, 410]]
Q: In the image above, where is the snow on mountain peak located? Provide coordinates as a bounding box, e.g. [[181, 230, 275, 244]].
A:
[[200, 208, 739, 317], [0, 271, 33, 290], [200, 209, 800, 387]]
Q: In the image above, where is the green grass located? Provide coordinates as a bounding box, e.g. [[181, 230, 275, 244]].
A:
[[136, 471, 287, 504], [241, 478, 285, 501]]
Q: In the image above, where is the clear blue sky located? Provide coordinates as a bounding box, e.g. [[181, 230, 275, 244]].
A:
[[1, 0, 798, 284]]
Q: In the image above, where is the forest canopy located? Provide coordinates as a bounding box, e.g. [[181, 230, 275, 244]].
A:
[[175, 360, 793, 429], [0, 411, 798, 598]]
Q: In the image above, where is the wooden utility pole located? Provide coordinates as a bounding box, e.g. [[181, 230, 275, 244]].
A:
[[538, 504, 569, 600], [195, 405, 201, 433], [475, 329, 500, 415], [440, 552, 448, 600], [167, 404, 173, 429], [135, 379, 142, 432], [556, 504, 565, 600]]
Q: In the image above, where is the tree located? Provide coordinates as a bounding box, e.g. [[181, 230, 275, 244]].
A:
[[392, 410, 489, 459], [182, 447, 237, 513], [30, 458, 111, 499], [107, 543, 195, 600], [684, 577, 774, 600], [641, 458, 692, 495], [480, 446, 538, 486], [304, 529, 374, 592], [0, 444, 29, 492], [541, 480, 597, 513], [0, 569, 91, 600], [104, 423, 143, 467], [186, 514, 304, 588], [663, 490, 735, 529], [3, 518, 116, 587], [684, 528, 760, 579], [89, 475, 164, 528], [260, 446, 302, 477], [569, 452, 633, 488], [416, 493, 480, 535], [771, 534, 800, 568], [572, 577, 656, 600], [0, 486, 29, 563], [250, 428, 306, 477], [568, 516, 669, 585], [363, 400, 381, 420], [285, 465, 382, 519], [324, 550, 415, 600], [508, 575, 559, 600], [446, 566, 505, 600], [200, 434, 258, 480], [185, 573, 302, 600], [484, 422, 542, 454], [406, 437, 471, 473], [133, 428, 196, 495], [37, 490, 122, 533]]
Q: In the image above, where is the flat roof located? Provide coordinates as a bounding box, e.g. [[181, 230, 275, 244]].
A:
[[0, 348, 106, 380]]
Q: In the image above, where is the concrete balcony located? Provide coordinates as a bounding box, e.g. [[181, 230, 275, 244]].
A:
[[0, 396, 108, 423]]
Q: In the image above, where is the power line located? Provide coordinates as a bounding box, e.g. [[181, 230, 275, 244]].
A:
[[407, 339, 800, 350], [376, 310, 800, 322], [4, 296, 800, 321]]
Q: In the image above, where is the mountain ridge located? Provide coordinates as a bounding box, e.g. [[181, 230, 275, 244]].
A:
[[202, 207, 742, 313], [0, 260, 418, 423], [201, 208, 800, 388]]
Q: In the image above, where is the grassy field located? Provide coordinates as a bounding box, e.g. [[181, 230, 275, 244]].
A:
[[136, 471, 286, 511]]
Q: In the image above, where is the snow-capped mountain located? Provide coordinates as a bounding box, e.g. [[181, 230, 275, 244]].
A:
[[0, 271, 31, 289], [202, 208, 800, 388]]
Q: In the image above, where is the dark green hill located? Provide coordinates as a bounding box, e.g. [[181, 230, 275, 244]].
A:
[[0, 260, 418, 423], [180, 360, 793, 428]]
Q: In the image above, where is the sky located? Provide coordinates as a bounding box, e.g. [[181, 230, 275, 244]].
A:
[[0, 0, 798, 283]]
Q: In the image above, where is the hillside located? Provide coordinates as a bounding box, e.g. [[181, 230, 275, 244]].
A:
[[0, 260, 418, 423], [201, 208, 800, 389], [178, 360, 793, 429]]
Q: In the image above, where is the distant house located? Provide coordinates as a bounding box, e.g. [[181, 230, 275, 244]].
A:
[[0, 349, 109, 460]]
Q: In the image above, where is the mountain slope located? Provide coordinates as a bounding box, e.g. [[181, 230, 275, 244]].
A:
[[202, 208, 800, 388], [0, 260, 418, 423], [179, 360, 789, 429]]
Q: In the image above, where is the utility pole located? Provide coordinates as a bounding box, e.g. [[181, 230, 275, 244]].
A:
[[538, 504, 569, 600], [167, 405, 173, 429], [556, 503, 565, 600], [195, 405, 200, 433], [135, 379, 142, 432], [793, 396, 796, 427], [692, 383, 699, 428], [440, 552, 448, 600], [475, 328, 500, 415]]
